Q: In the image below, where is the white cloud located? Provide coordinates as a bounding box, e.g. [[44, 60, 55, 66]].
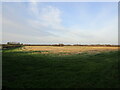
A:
[[2, 16, 53, 44], [40, 6, 62, 25], [28, 2, 64, 30], [29, 1, 39, 17]]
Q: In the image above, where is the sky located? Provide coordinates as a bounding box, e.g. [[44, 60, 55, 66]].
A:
[[2, 2, 118, 45]]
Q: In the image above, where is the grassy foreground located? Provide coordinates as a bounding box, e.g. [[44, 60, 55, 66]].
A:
[[3, 49, 120, 88]]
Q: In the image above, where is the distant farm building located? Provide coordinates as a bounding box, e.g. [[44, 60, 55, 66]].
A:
[[7, 42, 22, 45]]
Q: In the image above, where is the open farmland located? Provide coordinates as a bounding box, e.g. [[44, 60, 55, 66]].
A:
[[2, 1, 119, 89], [3, 46, 120, 88]]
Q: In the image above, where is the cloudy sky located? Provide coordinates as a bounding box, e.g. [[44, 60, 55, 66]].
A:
[[2, 2, 118, 44]]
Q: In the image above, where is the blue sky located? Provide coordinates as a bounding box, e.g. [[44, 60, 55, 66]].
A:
[[2, 2, 118, 44]]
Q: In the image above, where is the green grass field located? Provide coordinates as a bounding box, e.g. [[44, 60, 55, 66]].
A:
[[2, 47, 120, 88]]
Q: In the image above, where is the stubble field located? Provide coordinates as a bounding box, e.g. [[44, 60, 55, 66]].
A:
[[20, 46, 118, 55]]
